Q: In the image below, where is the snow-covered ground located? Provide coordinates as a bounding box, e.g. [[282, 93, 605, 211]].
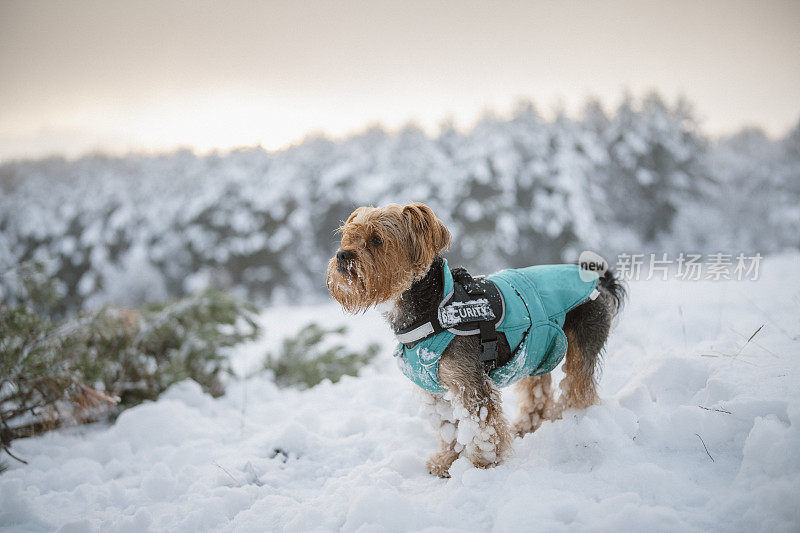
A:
[[2, 255, 799, 532]]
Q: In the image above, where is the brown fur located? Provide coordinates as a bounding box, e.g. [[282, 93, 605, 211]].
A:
[[328, 202, 619, 476], [558, 329, 600, 410], [326, 203, 450, 313], [511, 374, 559, 436]]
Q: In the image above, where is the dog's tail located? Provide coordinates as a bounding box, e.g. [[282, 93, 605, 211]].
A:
[[579, 251, 627, 316], [597, 268, 627, 317]]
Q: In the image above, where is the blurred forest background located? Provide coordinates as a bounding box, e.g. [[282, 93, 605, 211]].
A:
[[1, 93, 799, 317]]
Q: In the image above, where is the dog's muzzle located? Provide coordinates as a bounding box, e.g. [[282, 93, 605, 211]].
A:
[[336, 249, 356, 274]]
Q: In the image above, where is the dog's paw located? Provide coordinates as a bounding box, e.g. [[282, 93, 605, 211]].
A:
[[468, 453, 503, 470], [512, 411, 553, 437], [426, 449, 459, 478], [512, 418, 536, 438]]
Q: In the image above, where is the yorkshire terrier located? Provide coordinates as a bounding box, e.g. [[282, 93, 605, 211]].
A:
[[327, 202, 625, 477]]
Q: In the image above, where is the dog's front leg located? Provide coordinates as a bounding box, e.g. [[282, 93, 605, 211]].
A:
[[438, 344, 512, 471], [418, 390, 461, 477]]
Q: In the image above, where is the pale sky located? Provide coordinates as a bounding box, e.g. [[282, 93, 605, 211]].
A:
[[1, 0, 798, 161]]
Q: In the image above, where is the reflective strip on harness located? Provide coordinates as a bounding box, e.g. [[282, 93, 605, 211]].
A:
[[395, 322, 435, 344]]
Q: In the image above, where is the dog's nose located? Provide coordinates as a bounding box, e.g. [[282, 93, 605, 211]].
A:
[[336, 250, 355, 263]]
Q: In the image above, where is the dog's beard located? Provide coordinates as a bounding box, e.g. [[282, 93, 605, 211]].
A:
[[326, 255, 421, 314], [326, 257, 374, 313]]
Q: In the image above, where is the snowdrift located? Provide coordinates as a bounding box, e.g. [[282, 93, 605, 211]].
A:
[[2, 254, 799, 532]]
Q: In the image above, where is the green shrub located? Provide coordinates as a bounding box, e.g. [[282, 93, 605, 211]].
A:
[[0, 263, 260, 457], [263, 323, 378, 389]]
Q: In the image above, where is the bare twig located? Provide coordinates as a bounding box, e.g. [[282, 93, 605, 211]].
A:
[[699, 325, 764, 363], [744, 324, 764, 345], [698, 405, 732, 415], [726, 325, 780, 358], [1, 443, 28, 464], [695, 433, 714, 462], [213, 462, 242, 485], [731, 324, 764, 358], [699, 352, 756, 365], [737, 292, 794, 340]]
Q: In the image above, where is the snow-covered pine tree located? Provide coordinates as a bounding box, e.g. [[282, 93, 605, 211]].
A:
[[683, 121, 800, 252], [602, 93, 706, 243], [2, 94, 795, 313]]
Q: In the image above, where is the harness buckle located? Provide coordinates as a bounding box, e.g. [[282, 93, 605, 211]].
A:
[[480, 339, 498, 371]]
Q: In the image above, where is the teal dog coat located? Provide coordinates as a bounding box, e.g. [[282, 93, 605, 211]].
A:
[[395, 260, 599, 393]]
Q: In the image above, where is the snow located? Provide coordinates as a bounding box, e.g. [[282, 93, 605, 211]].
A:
[[2, 254, 800, 532]]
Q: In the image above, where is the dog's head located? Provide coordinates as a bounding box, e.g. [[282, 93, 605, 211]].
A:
[[326, 202, 450, 313]]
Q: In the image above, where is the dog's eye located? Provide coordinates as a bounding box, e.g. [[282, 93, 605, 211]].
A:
[[369, 235, 382, 247]]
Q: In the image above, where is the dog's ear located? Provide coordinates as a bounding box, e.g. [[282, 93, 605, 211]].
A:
[[434, 215, 451, 253], [402, 203, 450, 266]]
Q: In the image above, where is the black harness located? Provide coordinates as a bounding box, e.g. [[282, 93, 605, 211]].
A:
[[395, 267, 505, 372]]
